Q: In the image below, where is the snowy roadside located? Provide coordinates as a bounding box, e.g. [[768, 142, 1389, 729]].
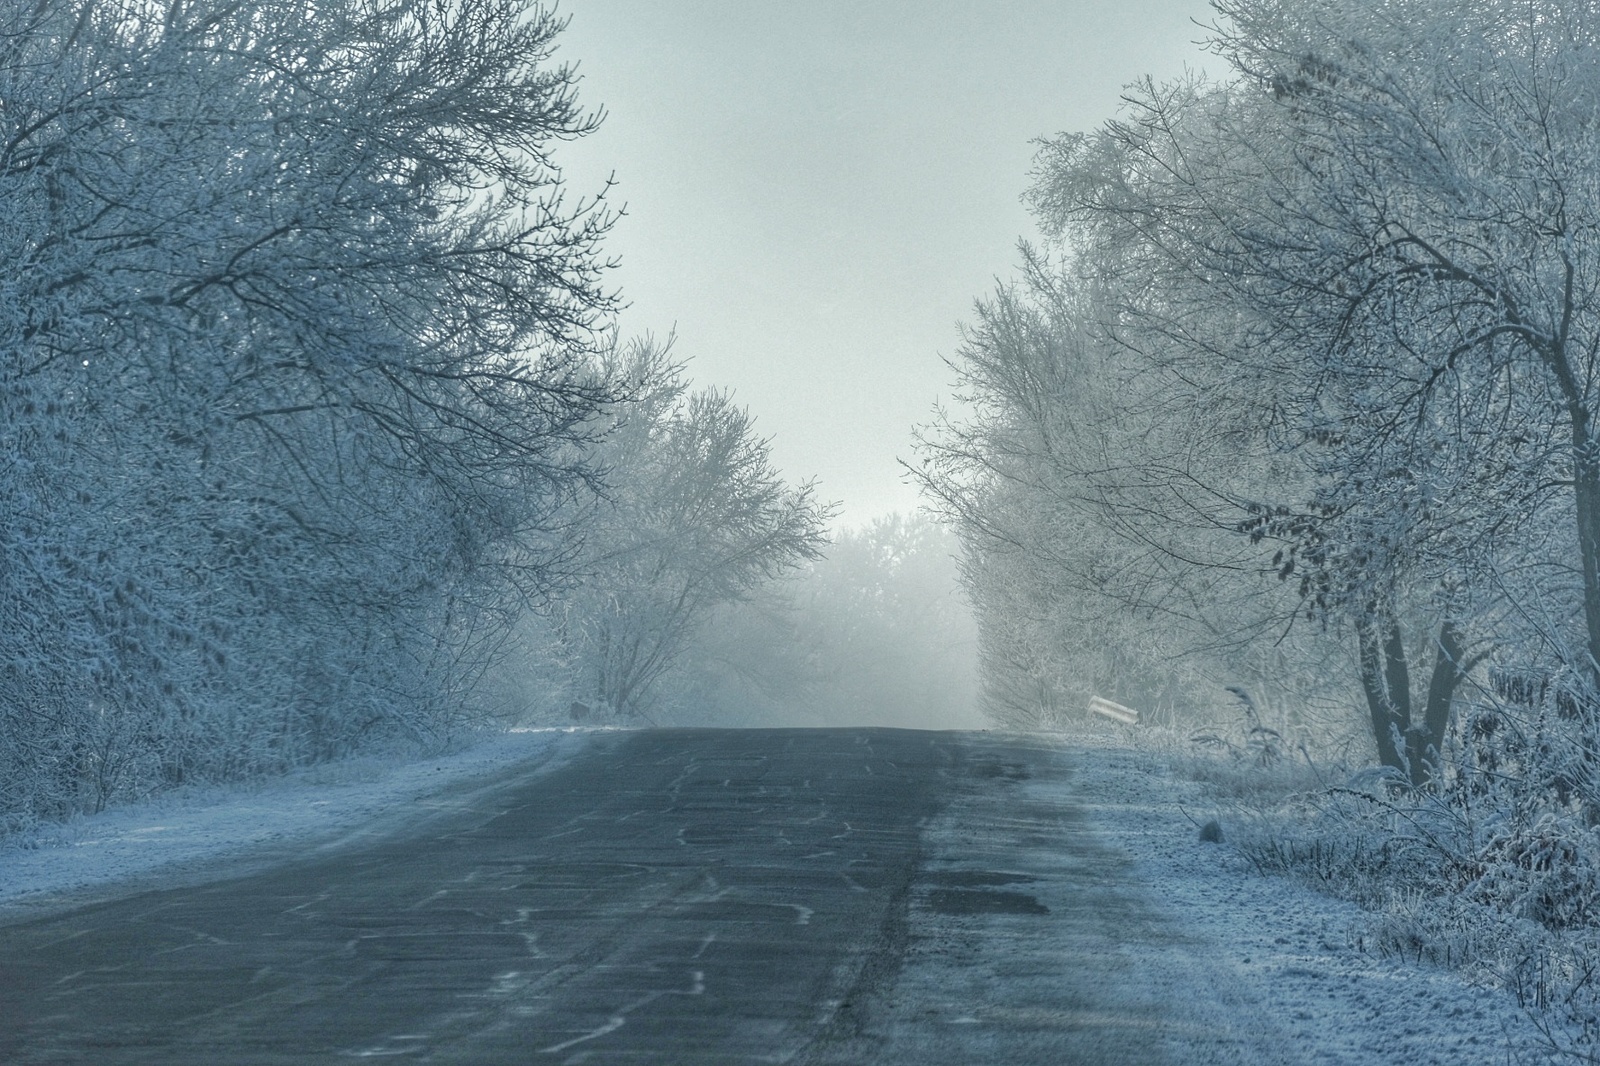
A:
[[0, 727, 605, 919], [1061, 729, 1550, 1064]]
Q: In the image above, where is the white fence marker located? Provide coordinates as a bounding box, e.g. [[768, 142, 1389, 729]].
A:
[[1087, 695, 1140, 725]]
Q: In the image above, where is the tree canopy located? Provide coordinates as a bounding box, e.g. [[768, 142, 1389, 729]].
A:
[[0, 0, 620, 825], [920, 0, 1600, 786]]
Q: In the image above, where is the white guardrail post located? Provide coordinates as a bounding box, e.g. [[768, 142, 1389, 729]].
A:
[[1087, 695, 1140, 725]]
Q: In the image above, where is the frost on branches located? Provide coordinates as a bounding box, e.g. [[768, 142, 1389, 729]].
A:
[[506, 340, 833, 724], [924, 0, 1600, 785], [0, 0, 618, 828]]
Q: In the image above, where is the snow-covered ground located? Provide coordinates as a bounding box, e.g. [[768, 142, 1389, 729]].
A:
[[1063, 729, 1551, 1064], [0, 727, 604, 919], [0, 724, 1556, 1061]]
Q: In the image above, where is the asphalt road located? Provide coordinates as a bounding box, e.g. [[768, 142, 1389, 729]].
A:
[[0, 728, 1278, 1064]]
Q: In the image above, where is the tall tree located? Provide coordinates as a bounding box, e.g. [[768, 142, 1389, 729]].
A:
[[914, 252, 1338, 732], [539, 341, 832, 721]]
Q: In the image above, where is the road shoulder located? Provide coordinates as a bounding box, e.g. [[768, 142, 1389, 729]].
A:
[[809, 732, 1294, 1064], [0, 727, 596, 925]]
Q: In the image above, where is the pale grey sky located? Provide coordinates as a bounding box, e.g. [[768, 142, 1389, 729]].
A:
[[555, 1, 1215, 527]]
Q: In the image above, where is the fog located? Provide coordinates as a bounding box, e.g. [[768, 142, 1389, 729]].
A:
[[673, 514, 984, 731], [554, 0, 1215, 525]]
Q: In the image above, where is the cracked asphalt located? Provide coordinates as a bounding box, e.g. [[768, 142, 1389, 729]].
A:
[[0, 728, 1276, 1064]]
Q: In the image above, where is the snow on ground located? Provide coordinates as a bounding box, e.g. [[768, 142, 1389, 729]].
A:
[[1061, 728, 1551, 1064], [0, 727, 604, 918]]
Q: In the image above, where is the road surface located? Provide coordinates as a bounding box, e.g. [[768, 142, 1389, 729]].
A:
[[0, 728, 1287, 1064]]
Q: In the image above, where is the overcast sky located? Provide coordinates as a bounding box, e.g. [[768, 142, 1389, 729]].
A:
[[556, 1, 1216, 527]]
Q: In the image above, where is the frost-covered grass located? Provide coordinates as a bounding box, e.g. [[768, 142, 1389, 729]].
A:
[[1059, 725, 1548, 1064], [1126, 719, 1600, 1063], [1248, 794, 1600, 1063]]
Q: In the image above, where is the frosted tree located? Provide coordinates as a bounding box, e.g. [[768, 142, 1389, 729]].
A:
[[653, 512, 979, 729], [0, 0, 617, 824], [1017, 0, 1600, 780], [914, 249, 1341, 733], [780, 513, 978, 728], [541, 341, 831, 721]]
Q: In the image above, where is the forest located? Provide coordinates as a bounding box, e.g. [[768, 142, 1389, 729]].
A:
[[921, 0, 1600, 779]]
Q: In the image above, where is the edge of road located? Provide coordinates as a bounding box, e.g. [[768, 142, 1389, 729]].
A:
[[0, 726, 603, 926]]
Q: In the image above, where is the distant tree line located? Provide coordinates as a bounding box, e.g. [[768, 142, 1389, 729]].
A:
[[506, 339, 832, 725], [622, 512, 979, 730], [0, 0, 828, 830], [917, 0, 1600, 792]]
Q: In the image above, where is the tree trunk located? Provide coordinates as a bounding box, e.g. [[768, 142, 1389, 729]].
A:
[[1358, 613, 1476, 788], [1573, 443, 1600, 693], [1557, 369, 1600, 802], [1546, 341, 1600, 694], [1357, 602, 1409, 776], [1406, 620, 1465, 788]]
